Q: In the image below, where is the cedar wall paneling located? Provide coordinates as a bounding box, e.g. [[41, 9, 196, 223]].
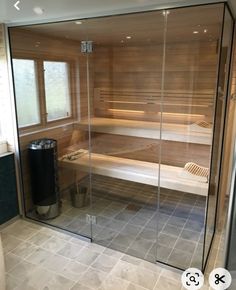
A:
[[93, 42, 218, 123]]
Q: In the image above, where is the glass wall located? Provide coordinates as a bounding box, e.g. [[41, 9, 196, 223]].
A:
[[9, 2, 233, 271], [85, 12, 164, 262]]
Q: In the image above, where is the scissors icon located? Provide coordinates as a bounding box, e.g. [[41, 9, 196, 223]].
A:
[[215, 274, 225, 285]]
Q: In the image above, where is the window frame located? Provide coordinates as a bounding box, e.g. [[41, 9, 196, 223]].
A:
[[12, 54, 77, 134]]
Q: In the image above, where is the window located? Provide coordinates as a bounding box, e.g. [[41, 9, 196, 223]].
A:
[[44, 61, 71, 121], [12, 58, 73, 129], [12, 59, 40, 128]]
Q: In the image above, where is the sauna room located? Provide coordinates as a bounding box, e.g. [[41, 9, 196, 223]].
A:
[[8, 3, 234, 271]]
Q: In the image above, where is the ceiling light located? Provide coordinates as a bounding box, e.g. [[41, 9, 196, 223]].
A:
[[204, 29, 208, 33], [126, 36, 132, 39], [33, 7, 44, 15], [162, 10, 170, 16], [75, 21, 82, 25], [193, 31, 199, 34]]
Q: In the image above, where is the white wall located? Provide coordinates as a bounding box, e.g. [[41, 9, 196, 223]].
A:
[[0, 24, 17, 151]]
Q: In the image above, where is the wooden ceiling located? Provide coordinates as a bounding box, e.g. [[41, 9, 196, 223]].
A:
[[18, 4, 224, 46]]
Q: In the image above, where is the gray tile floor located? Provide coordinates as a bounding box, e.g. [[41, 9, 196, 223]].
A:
[[40, 175, 207, 270], [1, 217, 226, 290]]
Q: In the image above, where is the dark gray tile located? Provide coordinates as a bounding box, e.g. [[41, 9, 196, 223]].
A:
[[175, 239, 197, 253], [111, 233, 135, 248], [106, 219, 126, 232], [126, 247, 147, 259], [121, 224, 142, 236], [114, 210, 136, 222], [137, 229, 157, 242], [161, 224, 182, 237], [184, 220, 204, 232], [157, 233, 178, 248], [167, 217, 186, 228], [156, 245, 173, 262], [168, 248, 192, 269], [130, 236, 153, 253], [180, 229, 201, 242], [129, 215, 149, 227]]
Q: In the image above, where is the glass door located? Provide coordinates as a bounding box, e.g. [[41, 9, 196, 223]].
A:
[[157, 3, 227, 270], [85, 11, 165, 262]]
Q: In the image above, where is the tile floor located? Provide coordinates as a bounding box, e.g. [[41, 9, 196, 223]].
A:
[[40, 175, 208, 269], [1, 218, 225, 290]]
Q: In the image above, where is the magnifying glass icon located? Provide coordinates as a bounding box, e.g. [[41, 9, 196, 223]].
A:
[[190, 276, 197, 283]]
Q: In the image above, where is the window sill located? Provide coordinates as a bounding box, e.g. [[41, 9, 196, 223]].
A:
[[19, 121, 75, 137]]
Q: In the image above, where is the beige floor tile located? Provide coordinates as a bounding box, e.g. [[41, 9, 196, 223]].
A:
[[154, 276, 182, 290], [57, 242, 84, 259], [111, 260, 158, 290], [85, 242, 105, 253], [42, 236, 68, 253], [27, 232, 52, 246], [4, 253, 22, 272], [11, 242, 37, 259], [78, 267, 107, 289], [42, 273, 74, 290], [127, 283, 148, 290], [91, 254, 118, 273], [71, 282, 95, 290], [26, 248, 52, 265], [76, 248, 100, 266], [42, 253, 71, 273], [6, 273, 21, 290], [69, 237, 89, 247], [39, 227, 72, 241], [3, 223, 37, 240], [8, 260, 37, 282], [103, 248, 124, 259], [58, 260, 88, 281], [99, 275, 129, 290], [1, 234, 23, 254], [160, 268, 182, 282], [16, 266, 52, 289]]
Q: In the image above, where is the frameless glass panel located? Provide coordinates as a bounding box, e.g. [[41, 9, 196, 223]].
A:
[[203, 6, 234, 268], [12, 59, 40, 127], [9, 21, 92, 239], [85, 11, 164, 262], [157, 4, 225, 270], [44, 61, 71, 121]]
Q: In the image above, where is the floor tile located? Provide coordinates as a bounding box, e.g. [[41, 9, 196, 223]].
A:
[[42, 253, 71, 272], [79, 267, 107, 289], [91, 253, 118, 273], [98, 275, 129, 290], [58, 260, 88, 281], [57, 242, 84, 259], [42, 273, 75, 290], [4, 253, 22, 272], [25, 248, 52, 265], [76, 248, 100, 266], [42, 236, 68, 253], [11, 242, 37, 259]]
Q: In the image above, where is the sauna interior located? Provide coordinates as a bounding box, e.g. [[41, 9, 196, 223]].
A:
[[9, 3, 234, 271]]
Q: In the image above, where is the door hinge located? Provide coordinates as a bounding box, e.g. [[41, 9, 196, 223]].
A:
[[86, 214, 97, 224], [81, 41, 93, 53]]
